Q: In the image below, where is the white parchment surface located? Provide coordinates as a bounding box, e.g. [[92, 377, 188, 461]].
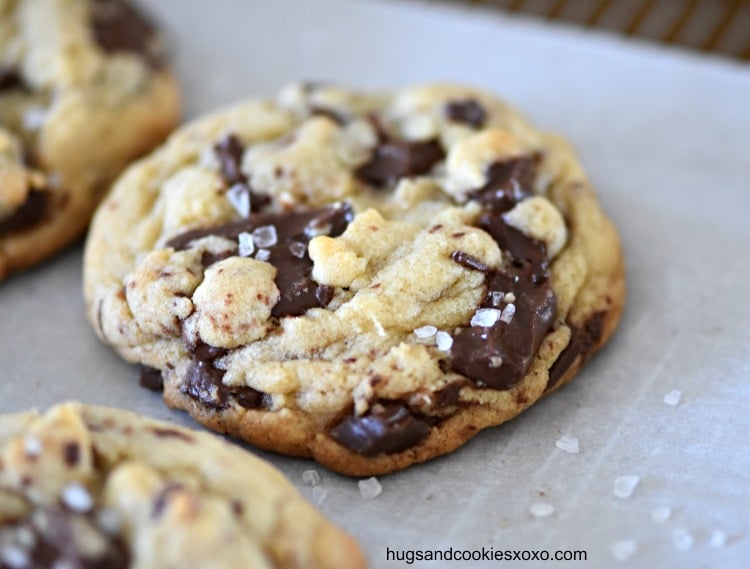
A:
[[1, 1, 748, 567]]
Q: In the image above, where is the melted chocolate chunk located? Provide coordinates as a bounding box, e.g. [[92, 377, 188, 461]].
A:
[[355, 139, 445, 187], [167, 203, 354, 317], [546, 311, 607, 389], [467, 157, 538, 213], [445, 99, 487, 128], [329, 402, 431, 456], [0, 65, 22, 91], [91, 0, 162, 66], [0, 189, 50, 236], [179, 342, 269, 410], [213, 134, 272, 213], [434, 380, 471, 408], [0, 508, 129, 569], [449, 157, 557, 390], [138, 365, 164, 391]]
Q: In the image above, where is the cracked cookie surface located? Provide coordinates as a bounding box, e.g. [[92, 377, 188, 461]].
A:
[[0, 0, 179, 279], [0, 403, 364, 569], [84, 83, 625, 475]]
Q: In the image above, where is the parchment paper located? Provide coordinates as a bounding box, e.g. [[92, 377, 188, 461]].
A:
[[1, 0, 748, 567]]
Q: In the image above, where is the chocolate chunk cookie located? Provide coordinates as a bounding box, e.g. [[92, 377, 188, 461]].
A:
[[0, 0, 179, 279], [84, 83, 625, 475], [0, 403, 364, 568]]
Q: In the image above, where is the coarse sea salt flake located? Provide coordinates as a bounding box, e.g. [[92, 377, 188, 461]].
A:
[[663, 390, 682, 406], [238, 232, 255, 257], [529, 503, 555, 517], [255, 249, 270, 262], [61, 482, 93, 513], [414, 325, 437, 339], [500, 303, 516, 324], [611, 540, 637, 562], [671, 529, 694, 551], [651, 506, 671, 524], [252, 225, 278, 248], [302, 470, 320, 487], [489, 356, 503, 368], [491, 291, 504, 307], [289, 241, 307, 258], [614, 475, 640, 499], [358, 477, 382, 500], [709, 529, 727, 548], [226, 184, 250, 218], [312, 486, 328, 506], [555, 435, 580, 454], [24, 436, 42, 457], [471, 308, 501, 327], [1, 546, 29, 569], [435, 331, 453, 352]]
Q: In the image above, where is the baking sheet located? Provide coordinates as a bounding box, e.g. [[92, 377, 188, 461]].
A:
[[2, 0, 749, 567]]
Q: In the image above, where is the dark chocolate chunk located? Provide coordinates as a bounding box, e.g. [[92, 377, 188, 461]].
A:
[[0, 65, 23, 91], [63, 442, 80, 467], [150, 427, 194, 443], [434, 380, 470, 408], [546, 311, 607, 389], [329, 402, 431, 456], [450, 250, 490, 273], [0, 507, 130, 569], [168, 203, 354, 318], [467, 157, 538, 213], [0, 189, 50, 236], [355, 139, 445, 187], [180, 342, 269, 410], [310, 105, 347, 125], [181, 358, 228, 409], [213, 134, 272, 213], [91, 0, 162, 67], [445, 99, 487, 128], [448, 156, 558, 391], [138, 365, 164, 391], [214, 134, 245, 186]]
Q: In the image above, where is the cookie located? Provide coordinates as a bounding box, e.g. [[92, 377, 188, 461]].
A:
[[0, 403, 364, 568], [84, 83, 625, 475], [0, 0, 179, 279]]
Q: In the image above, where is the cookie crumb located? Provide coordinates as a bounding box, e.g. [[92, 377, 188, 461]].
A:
[[671, 529, 694, 551], [611, 540, 637, 562], [23, 435, 42, 458], [709, 529, 727, 548], [226, 184, 250, 218], [302, 470, 320, 487], [61, 482, 94, 513], [414, 325, 437, 339], [238, 232, 254, 257], [555, 434, 580, 454], [651, 506, 671, 524], [663, 390, 682, 406], [358, 477, 382, 501], [435, 331, 453, 352], [613, 475, 640, 499], [312, 486, 328, 506], [470, 308, 501, 327], [529, 503, 555, 517]]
